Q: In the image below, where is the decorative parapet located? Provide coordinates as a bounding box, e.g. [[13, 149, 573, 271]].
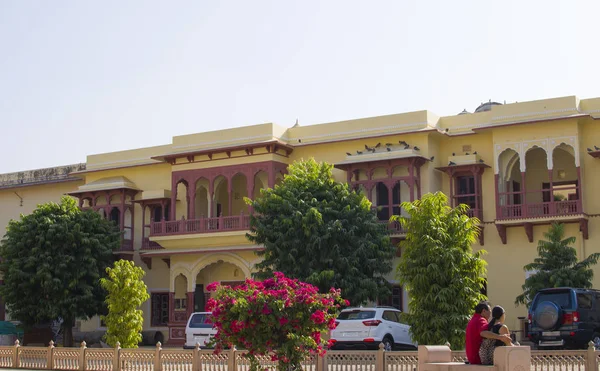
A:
[[0, 163, 86, 189]]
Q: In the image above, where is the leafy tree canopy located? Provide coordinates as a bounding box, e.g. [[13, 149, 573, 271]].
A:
[[393, 192, 486, 349], [516, 222, 600, 307], [0, 196, 120, 346], [246, 158, 395, 305], [101, 260, 149, 348]]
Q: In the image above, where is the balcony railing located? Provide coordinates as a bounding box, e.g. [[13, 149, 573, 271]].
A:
[[119, 238, 133, 251], [150, 215, 251, 236], [498, 200, 581, 220], [379, 220, 406, 235], [141, 237, 164, 250]]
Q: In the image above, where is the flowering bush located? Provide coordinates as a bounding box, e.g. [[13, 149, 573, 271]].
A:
[[206, 272, 348, 371]]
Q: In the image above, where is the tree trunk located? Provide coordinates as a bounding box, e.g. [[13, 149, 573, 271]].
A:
[[62, 319, 74, 347]]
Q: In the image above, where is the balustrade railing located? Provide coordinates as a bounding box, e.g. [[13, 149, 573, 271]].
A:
[[2, 340, 599, 371], [498, 200, 581, 220], [150, 215, 251, 236]]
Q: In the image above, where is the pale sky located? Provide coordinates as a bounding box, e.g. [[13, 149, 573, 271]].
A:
[[1, 0, 599, 174]]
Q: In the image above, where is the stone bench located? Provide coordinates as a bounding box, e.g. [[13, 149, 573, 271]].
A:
[[418, 345, 531, 371]]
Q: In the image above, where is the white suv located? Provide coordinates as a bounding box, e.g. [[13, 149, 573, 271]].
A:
[[329, 307, 416, 351], [184, 312, 217, 349]]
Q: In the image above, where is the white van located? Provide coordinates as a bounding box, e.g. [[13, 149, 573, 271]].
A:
[[184, 312, 217, 349]]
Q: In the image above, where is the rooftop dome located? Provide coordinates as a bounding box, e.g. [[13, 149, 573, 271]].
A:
[[474, 100, 502, 113], [458, 109, 470, 115]]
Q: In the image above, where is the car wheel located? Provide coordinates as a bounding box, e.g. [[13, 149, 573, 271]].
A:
[[382, 336, 394, 351], [592, 333, 600, 349]]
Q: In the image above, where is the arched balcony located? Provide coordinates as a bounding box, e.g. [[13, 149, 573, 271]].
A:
[[336, 157, 427, 235], [494, 141, 586, 244], [150, 161, 287, 236]]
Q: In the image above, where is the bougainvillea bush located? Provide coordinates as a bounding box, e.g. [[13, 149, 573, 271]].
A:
[[206, 272, 348, 371]]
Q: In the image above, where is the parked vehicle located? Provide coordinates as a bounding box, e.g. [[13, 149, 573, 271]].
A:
[[329, 307, 416, 351], [184, 312, 216, 349], [528, 287, 600, 349]]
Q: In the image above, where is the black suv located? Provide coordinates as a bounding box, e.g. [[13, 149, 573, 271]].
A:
[[528, 287, 600, 349]]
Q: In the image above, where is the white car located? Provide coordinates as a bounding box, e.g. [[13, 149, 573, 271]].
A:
[[184, 312, 217, 349], [329, 307, 417, 351]]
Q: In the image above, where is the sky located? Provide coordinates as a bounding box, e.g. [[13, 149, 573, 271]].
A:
[[1, 0, 599, 174]]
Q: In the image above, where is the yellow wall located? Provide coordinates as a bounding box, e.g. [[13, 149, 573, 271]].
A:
[[5, 94, 600, 338]]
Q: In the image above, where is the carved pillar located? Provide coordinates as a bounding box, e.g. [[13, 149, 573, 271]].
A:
[[186, 292, 194, 320], [494, 174, 501, 219], [416, 165, 422, 199], [247, 175, 255, 214], [577, 167, 583, 213], [170, 177, 177, 221], [168, 292, 175, 323], [448, 170, 454, 207], [188, 184, 196, 220], [408, 163, 415, 201], [208, 178, 215, 217], [268, 163, 276, 188], [228, 177, 233, 217], [521, 172, 527, 217], [548, 169, 554, 215]]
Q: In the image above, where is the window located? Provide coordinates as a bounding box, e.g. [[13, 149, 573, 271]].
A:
[[151, 293, 170, 327], [378, 285, 403, 310], [382, 311, 399, 322], [337, 310, 376, 320], [456, 176, 476, 209], [577, 293, 593, 309]]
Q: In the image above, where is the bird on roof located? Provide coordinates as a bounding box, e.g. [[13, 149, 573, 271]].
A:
[[473, 151, 478, 155], [479, 159, 485, 163], [430, 156, 435, 161], [365, 144, 373, 151], [387, 147, 392, 152], [414, 146, 420, 151], [404, 144, 410, 149], [452, 152, 456, 156], [357, 150, 363, 155], [399, 140, 407, 145], [346, 152, 352, 156], [445, 128, 449, 132], [375, 143, 381, 148], [385, 143, 393, 147], [465, 152, 470, 155], [595, 145, 600, 150], [588, 148, 593, 152], [448, 161, 456, 166]]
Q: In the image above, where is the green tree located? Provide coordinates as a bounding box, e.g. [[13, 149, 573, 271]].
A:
[[0, 196, 120, 346], [516, 222, 600, 307], [100, 260, 149, 348], [246, 158, 395, 305], [392, 192, 486, 349]]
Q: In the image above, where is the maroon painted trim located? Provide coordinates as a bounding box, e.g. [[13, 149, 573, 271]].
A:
[[154, 140, 294, 163]]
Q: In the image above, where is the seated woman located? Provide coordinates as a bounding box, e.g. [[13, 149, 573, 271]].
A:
[[479, 305, 513, 365]]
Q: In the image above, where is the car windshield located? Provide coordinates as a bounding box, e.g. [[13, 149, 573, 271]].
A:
[[189, 313, 213, 328], [535, 291, 573, 309], [337, 310, 376, 320]]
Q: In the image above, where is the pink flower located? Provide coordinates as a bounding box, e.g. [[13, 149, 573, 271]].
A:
[[206, 281, 220, 292], [279, 317, 289, 326], [311, 310, 326, 324], [344, 299, 350, 306]]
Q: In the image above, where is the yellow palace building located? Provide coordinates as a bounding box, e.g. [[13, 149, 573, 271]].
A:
[[2, 95, 600, 344]]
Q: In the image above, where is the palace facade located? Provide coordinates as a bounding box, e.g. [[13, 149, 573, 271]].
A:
[[2, 95, 600, 344]]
